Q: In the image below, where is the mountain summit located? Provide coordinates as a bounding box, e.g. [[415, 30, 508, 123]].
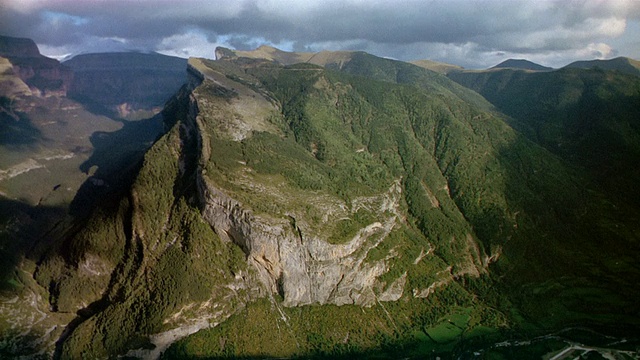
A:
[[490, 58, 552, 71]]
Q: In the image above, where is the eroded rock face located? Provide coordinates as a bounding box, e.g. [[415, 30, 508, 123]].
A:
[[186, 59, 411, 307], [198, 174, 406, 307]]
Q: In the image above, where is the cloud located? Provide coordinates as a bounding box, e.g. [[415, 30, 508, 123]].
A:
[[156, 31, 222, 59], [1, 0, 639, 68]]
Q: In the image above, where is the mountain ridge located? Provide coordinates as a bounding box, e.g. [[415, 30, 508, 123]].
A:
[[409, 59, 464, 74], [1, 40, 640, 359], [215, 45, 359, 69], [564, 56, 640, 76]]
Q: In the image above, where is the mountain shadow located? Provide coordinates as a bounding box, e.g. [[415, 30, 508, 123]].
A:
[[0, 96, 41, 147], [0, 197, 67, 291], [69, 113, 164, 217]]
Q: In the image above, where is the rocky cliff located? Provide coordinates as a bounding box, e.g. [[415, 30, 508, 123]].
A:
[[26, 53, 500, 358], [0, 35, 41, 58], [0, 35, 72, 96], [188, 58, 423, 307]]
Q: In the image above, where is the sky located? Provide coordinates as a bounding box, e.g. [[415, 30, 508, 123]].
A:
[[2, 0, 640, 69]]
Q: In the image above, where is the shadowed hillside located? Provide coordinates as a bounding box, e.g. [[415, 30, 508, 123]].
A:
[[65, 52, 187, 119], [564, 56, 640, 77], [448, 67, 640, 207]]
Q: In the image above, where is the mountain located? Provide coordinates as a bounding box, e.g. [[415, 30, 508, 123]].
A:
[[64, 52, 187, 119], [0, 36, 41, 58], [2, 43, 640, 359], [564, 56, 640, 76], [215, 45, 356, 69], [1, 35, 120, 207], [409, 59, 464, 74], [0, 40, 187, 357], [448, 66, 640, 208], [490, 58, 552, 71], [0, 35, 72, 96]]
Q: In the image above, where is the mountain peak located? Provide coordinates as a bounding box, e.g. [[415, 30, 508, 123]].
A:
[[491, 58, 552, 71]]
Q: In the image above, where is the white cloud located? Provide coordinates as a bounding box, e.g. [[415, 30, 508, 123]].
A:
[[5, 0, 640, 68], [156, 31, 221, 59], [593, 17, 627, 37]]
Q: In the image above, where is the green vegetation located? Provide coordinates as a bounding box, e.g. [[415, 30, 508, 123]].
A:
[[165, 54, 640, 358], [18, 50, 640, 359], [163, 285, 506, 359], [449, 67, 640, 207]]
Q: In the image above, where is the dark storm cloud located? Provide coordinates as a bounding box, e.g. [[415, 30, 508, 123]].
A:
[[2, 0, 639, 68]]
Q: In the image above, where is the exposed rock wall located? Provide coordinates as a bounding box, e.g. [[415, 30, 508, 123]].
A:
[[186, 61, 408, 307]]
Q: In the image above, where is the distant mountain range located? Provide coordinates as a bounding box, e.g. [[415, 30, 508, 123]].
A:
[[2, 36, 640, 359]]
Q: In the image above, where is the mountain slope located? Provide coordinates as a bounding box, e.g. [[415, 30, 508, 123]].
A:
[[564, 56, 640, 76], [215, 45, 355, 69], [16, 48, 639, 359], [448, 67, 640, 208], [0, 41, 181, 357], [410, 59, 464, 74]]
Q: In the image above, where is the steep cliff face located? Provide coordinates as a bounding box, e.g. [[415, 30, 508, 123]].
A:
[[162, 54, 640, 359], [28, 54, 500, 358], [0, 56, 31, 97], [0, 36, 41, 58]]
